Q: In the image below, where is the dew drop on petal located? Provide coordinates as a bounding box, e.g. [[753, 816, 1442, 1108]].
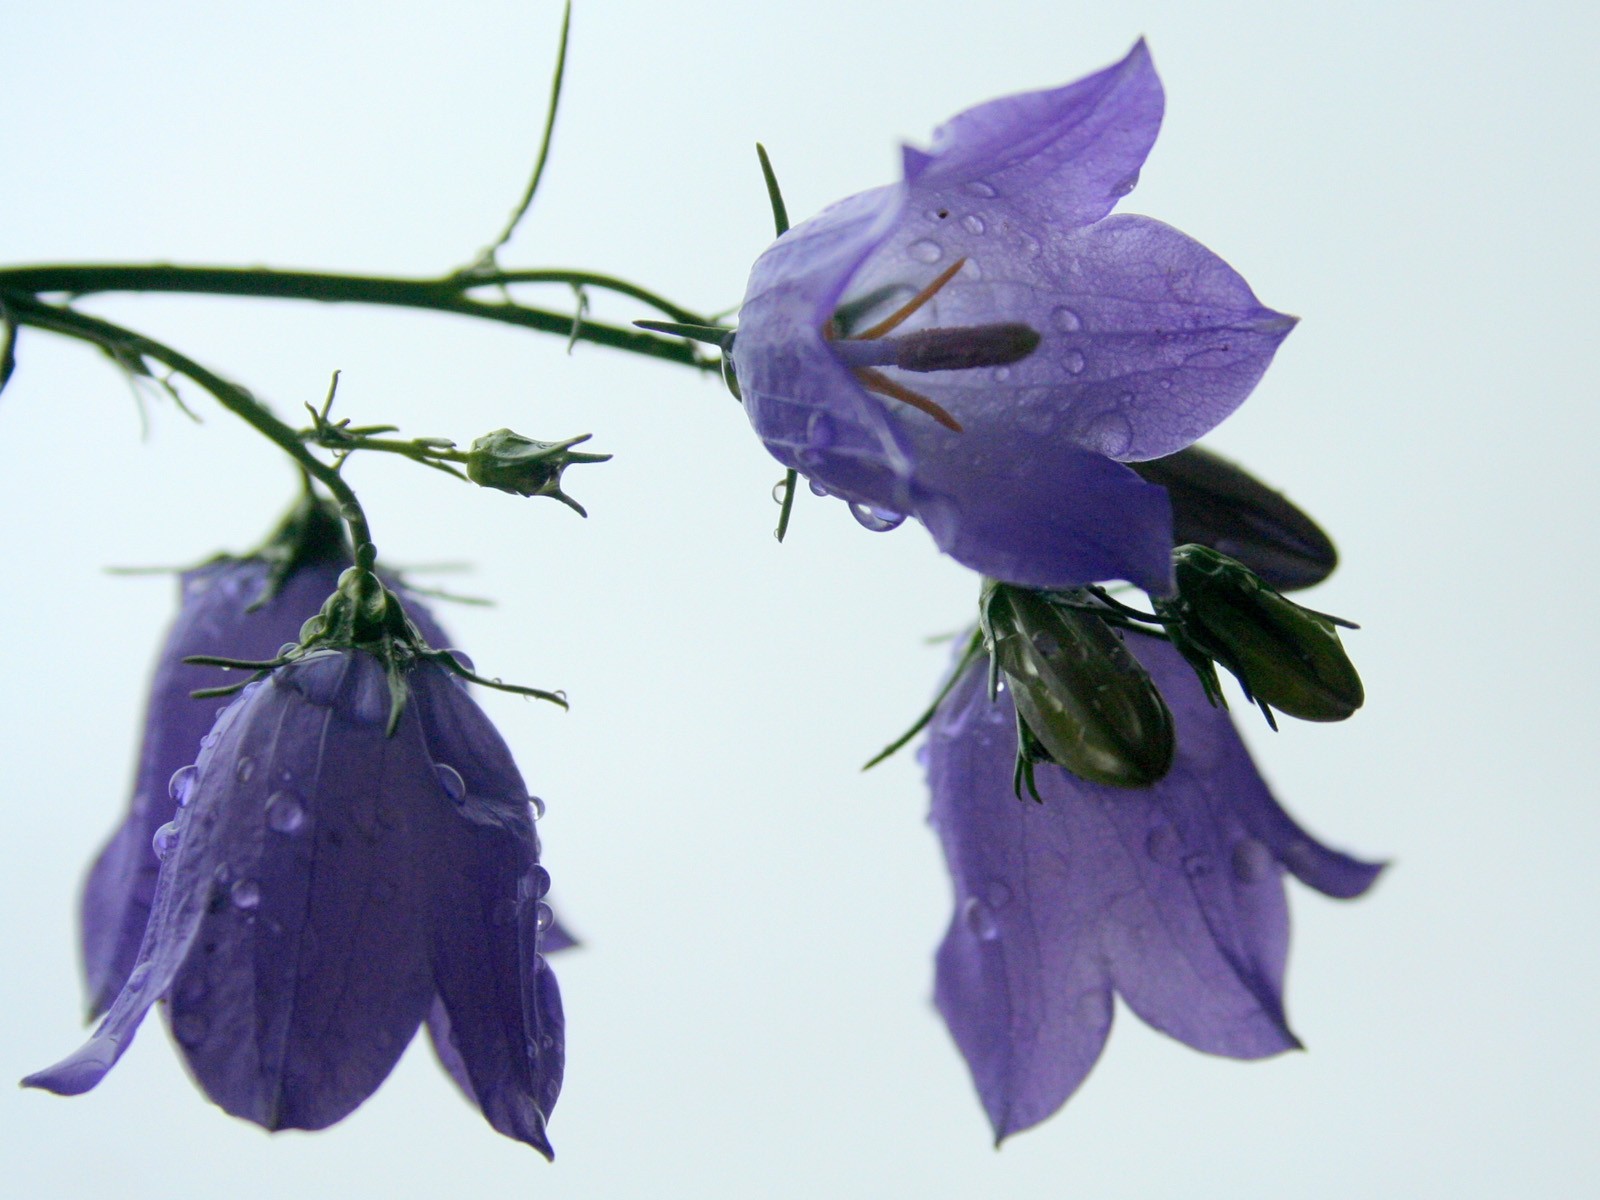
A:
[[1182, 853, 1214, 880], [907, 238, 943, 264], [127, 962, 152, 991], [808, 479, 830, 498], [266, 790, 307, 834], [168, 765, 198, 807], [964, 180, 999, 198], [985, 880, 1013, 909], [1145, 824, 1179, 866], [435, 763, 466, 802], [1050, 307, 1083, 332], [962, 896, 1000, 941], [848, 502, 906, 532], [1084, 411, 1134, 457], [152, 822, 180, 861], [534, 901, 554, 933], [1231, 838, 1274, 884], [230, 879, 261, 910], [991, 366, 1011, 382], [526, 865, 552, 900], [1064, 350, 1086, 375], [528, 794, 547, 820], [961, 213, 986, 235], [234, 756, 255, 783], [1110, 169, 1140, 197]]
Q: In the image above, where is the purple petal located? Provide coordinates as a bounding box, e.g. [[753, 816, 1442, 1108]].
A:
[[26, 683, 268, 1095], [165, 651, 438, 1131], [411, 665, 565, 1158], [910, 40, 1163, 228]]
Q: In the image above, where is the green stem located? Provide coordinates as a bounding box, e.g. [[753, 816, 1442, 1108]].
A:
[[2, 291, 376, 551], [0, 263, 718, 370]]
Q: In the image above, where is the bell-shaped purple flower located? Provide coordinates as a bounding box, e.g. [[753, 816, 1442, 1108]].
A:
[[31, 649, 565, 1157], [78, 554, 452, 1021], [734, 42, 1295, 594], [927, 630, 1380, 1142]]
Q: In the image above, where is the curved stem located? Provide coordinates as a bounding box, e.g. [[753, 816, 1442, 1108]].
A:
[[2, 291, 375, 551], [0, 263, 718, 371]]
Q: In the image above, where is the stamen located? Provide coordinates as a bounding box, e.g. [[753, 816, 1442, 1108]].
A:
[[853, 367, 964, 432], [854, 258, 967, 340]]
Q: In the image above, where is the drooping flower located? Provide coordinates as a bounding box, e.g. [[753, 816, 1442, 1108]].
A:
[[30, 646, 565, 1155], [734, 42, 1295, 594], [927, 629, 1380, 1142], [78, 510, 454, 1021]]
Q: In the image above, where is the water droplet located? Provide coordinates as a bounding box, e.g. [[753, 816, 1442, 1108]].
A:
[[212, 862, 233, 884], [1110, 169, 1140, 197], [535, 901, 555, 932], [964, 180, 998, 198], [961, 213, 986, 235], [173, 1011, 209, 1046], [168, 765, 198, 807], [1031, 630, 1060, 657], [1051, 307, 1082, 332], [962, 896, 1000, 941], [526, 865, 552, 900], [338, 501, 362, 523], [435, 762, 466, 802], [991, 366, 1011, 382], [848, 502, 906, 533], [1182, 853, 1214, 880], [200, 730, 220, 750], [528, 795, 547, 820], [234, 756, 255, 783], [907, 238, 943, 264], [1232, 839, 1274, 884], [266, 791, 307, 834], [286, 651, 345, 706], [1158, 377, 1173, 390], [230, 879, 261, 909], [127, 962, 152, 990], [152, 822, 180, 861], [1063, 350, 1086, 375], [1083, 411, 1134, 457], [808, 479, 830, 498], [770, 480, 789, 504], [1145, 825, 1180, 866], [985, 881, 1013, 909]]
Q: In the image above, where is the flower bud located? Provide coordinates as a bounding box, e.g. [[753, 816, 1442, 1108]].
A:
[[1164, 544, 1363, 723], [465, 429, 609, 516], [981, 583, 1175, 788]]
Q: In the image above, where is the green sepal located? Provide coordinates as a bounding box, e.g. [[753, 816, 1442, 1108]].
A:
[[981, 582, 1175, 789], [1159, 544, 1364, 725]]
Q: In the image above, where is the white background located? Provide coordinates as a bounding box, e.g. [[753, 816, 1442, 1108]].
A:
[[2, 1, 1595, 1196]]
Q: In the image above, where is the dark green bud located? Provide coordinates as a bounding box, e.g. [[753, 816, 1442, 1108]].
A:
[[465, 429, 611, 516], [981, 583, 1175, 789], [1131, 445, 1337, 592], [1163, 544, 1363, 723]]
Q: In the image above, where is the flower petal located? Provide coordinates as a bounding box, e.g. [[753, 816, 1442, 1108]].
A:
[[411, 666, 565, 1158], [910, 40, 1163, 229], [165, 651, 437, 1131], [911, 438, 1175, 592], [928, 660, 1115, 1142]]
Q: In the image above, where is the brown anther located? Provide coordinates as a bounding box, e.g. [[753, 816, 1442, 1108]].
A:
[[854, 258, 968, 340], [853, 367, 964, 432]]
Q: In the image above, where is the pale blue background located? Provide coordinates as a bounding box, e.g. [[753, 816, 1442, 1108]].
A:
[[2, 1, 1595, 1196]]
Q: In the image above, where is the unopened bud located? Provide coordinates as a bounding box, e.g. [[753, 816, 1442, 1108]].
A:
[[982, 583, 1175, 789], [1163, 544, 1363, 723], [465, 429, 611, 516]]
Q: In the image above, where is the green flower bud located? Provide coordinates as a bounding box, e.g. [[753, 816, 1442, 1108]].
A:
[[465, 429, 610, 516], [1163, 544, 1364, 723], [981, 583, 1175, 789]]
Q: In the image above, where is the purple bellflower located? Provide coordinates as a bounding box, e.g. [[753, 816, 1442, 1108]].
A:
[[927, 630, 1381, 1141], [734, 43, 1295, 594], [37, 519, 567, 1155]]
